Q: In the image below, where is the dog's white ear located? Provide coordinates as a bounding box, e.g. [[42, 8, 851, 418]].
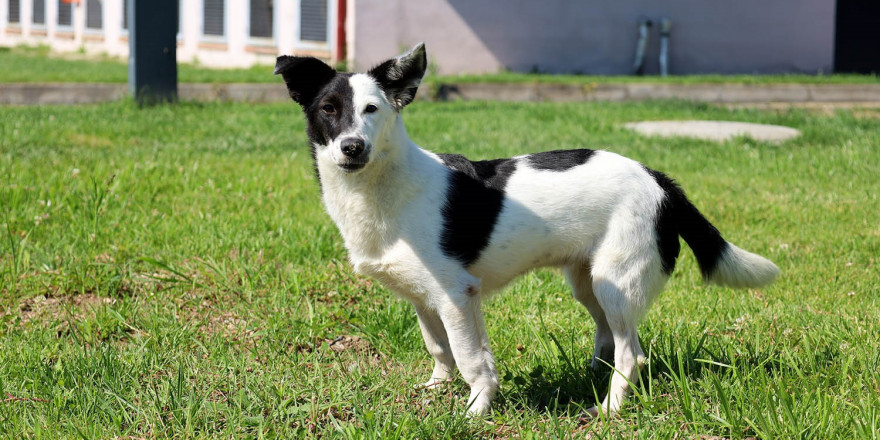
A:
[[274, 56, 337, 109], [368, 42, 427, 110]]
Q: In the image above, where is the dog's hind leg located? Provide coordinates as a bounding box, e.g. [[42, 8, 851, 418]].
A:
[[414, 305, 456, 389], [586, 242, 665, 417], [586, 278, 647, 417], [563, 263, 614, 370]]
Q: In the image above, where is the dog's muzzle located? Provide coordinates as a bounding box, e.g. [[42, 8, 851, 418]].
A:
[[338, 137, 370, 172]]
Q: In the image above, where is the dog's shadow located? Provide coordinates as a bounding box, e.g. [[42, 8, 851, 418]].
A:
[[496, 352, 608, 416], [495, 332, 787, 416]]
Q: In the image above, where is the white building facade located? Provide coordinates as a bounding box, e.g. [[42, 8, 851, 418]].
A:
[[0, 0, 349, 67]]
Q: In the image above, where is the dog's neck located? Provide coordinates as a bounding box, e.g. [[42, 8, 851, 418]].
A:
[[317, 115, 443, 259]]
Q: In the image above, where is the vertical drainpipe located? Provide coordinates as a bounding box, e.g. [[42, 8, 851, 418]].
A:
[[633, 18, 652, 75], [335, 0, 347, 65], [659, 18, 671, 77]]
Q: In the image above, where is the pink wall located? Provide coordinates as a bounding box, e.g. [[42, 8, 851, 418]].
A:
[[352, 0, 835, 75]]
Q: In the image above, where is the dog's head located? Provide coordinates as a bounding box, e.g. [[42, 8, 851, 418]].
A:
[[275, 43, 427, 174]]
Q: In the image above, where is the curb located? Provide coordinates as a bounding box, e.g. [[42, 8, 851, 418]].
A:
[[0, 83, 289, 105], [2, 82, 880, 105], [0, 83, 128, 105]]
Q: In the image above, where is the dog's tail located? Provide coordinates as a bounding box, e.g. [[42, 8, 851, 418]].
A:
[[652, 169, 779, 288]]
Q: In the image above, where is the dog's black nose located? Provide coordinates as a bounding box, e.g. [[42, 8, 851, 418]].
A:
[[340, 138, 365, 158]]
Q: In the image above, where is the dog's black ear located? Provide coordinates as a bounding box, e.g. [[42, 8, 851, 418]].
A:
[[367, 43, 427, 110], [274, 56, 337, 108]]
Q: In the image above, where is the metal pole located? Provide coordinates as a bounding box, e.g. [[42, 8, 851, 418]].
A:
[[128, 0, 178, 105]]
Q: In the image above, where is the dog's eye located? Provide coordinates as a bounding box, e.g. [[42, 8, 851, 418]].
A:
[[364, 104, 378, 114], [321, 104, 336, 114]]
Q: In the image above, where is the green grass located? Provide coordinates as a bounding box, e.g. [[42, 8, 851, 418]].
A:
[[0, 45, 279, 83], [2, 44, 879, 86], [1, 98, 879, 438]]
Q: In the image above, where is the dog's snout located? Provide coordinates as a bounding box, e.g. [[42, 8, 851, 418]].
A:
[[340, 138, 366, 158]]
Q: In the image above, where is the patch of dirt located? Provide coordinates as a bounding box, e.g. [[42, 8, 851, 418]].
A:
[[176, 294, 251, 340], [198, 307, 259, 345], [326, 335, 373, 354], [699, 437, 757, 440], [18, 293, 115, 324], [292, 335, 384, 366], [3, 393, 50, 404], [327, 335, 384, 369]]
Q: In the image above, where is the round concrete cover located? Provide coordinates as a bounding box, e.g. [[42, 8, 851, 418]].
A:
[[624, 120, 800, 142]]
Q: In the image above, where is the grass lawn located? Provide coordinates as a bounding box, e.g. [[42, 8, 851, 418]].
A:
[[0, 45, 278, 84], [2, 44, 879, 86], [1, 97, 879, 439]]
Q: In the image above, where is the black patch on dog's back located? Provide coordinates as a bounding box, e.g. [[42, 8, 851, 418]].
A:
[[526, 149, 596, 171], [438, 154, 518, 267], [646, 167, 727, 277]]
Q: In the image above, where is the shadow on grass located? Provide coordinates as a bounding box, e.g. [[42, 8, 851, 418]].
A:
[[497, 330, 790, 417]]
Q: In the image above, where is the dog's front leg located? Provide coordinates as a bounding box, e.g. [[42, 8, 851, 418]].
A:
[[435, 292, 498, 417], [414, 305, 456, 388]]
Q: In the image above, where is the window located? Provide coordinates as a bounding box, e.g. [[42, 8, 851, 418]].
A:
[[249, 0, 272, 39], [299, 0, 327, 42], [57, 0, 72, 27], [32, 0, 45, 25], [9, 0, 20, 24], [122, 0, 127, 29], [86, 0, 102, 29], [203, 0, 224, 36]]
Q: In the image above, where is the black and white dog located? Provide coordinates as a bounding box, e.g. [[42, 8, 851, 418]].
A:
[[275, 44, 779, 417]]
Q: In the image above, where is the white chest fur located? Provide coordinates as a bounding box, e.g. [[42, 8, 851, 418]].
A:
[[317, 143, 452, 300]]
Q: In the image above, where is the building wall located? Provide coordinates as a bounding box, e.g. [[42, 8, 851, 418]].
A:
[[352, 0, 836, 75], [0, 0, 338, 68]]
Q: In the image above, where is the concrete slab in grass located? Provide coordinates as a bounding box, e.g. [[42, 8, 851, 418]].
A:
[[623, 120, 801, 142]]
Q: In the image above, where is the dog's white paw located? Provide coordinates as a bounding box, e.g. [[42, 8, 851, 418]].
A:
[[418, 378, 451, 390], [586, 399, 623, 419], [465, 401, 491, 417], [464, 391, 493, 417]]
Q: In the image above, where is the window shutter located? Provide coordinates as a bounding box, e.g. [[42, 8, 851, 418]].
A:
[[300, 0, 327, 42], [86, 0, 102, 29], [249, 0, 272, 38], [9, 0, 20, 23], [203, 0, 224, 36], [33, 0, 45, 24], [57, 0, 71, 26]]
